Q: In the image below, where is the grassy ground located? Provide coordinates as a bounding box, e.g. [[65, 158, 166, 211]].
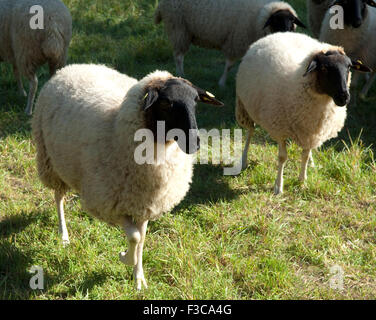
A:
[[1, 0, 376, 299]]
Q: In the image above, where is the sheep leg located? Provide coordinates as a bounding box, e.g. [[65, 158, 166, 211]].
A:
[[299, 149, 311, 182], [55, 190, 69, 247], [218, 59, 235, 87], [13, 65, 26, 97], [241, 129, 253, 171], [359, 73, 376, 100], [120, 216, 141, 266], [309, 151, 315, 168], [349, 72, 360, 107], [134, 220, 148, 290], [174, 53, 185, 77], [24, 74, 38, 116], [274, 141, 287, 195]]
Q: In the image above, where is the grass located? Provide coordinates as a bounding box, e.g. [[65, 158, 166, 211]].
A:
[[1, 0, 376, 299]]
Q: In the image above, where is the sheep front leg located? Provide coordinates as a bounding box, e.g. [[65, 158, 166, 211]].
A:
[[174, 53, 185, 77], [218, 59, 235, 87], [274, 141, 287, 195], [55, 190, 69, 247], [120, 216, 141, 266], [134, 220, 148, 290], [299, 149, 311, 182], [25, 74, 38, 116]]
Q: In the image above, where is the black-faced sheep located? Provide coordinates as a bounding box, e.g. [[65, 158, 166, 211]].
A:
[[236, 32, 371, 194], [319, 0, 376, 104], [155, 0, 305, 87], [31, 64, 223, 290]]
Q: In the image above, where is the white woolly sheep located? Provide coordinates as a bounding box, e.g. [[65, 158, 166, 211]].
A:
[[307, 0, 331, 38], [31, 64, 223, 290], [319, 0, 376, 104], [0, 0, 72, 115], [155, 0, 305, 87], [236, 32, 371, 194]]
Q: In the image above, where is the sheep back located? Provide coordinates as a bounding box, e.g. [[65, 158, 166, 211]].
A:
[[32, 65, 194, 225], [155, 0, 295, 61], [236, 32, 347, 150]]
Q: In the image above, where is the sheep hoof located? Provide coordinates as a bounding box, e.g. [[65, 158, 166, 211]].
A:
[[218, 79, 226, 88], [359, 93, 367, 101], [24, 106, 32, 116], [62, 238, 70, 247], [119, 251, 137, 266], [136, 276, 148, 291], [274, 185, 283, 195], [19, 89, 27, 97]]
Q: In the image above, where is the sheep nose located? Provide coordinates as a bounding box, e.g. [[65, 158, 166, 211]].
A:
[[353, 19, 362, 28], [334, 91, 350, 106]]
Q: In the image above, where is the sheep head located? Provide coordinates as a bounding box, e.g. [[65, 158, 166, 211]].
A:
[[304, 50, 372, 106], [142, 78, 224, 154]]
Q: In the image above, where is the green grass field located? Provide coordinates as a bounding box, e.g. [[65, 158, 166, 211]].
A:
[[1, 0, 376, 299]]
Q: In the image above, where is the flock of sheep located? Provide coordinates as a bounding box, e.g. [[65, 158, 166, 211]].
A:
[[1, 0, 375, 290]]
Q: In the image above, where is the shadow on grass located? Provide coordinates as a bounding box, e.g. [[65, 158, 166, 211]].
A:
[[0, 212, 110, 299], [0, 242, 35, 299], [173, 163, 245, 213], [0, 213, 36, 238]]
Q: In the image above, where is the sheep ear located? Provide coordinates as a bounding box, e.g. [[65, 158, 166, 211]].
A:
[[329, 0, 342, 7], [367, 0, 376, 8], [293, 16, 306, 28], [303, 59, 318, 77], [351, 60, 373, 73], [143, 89, 159, 111], [194, 86, 224, 106], [263, 16, 272, 29]]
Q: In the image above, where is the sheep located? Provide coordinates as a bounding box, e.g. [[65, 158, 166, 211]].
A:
[[31, 64, 224, 290], [155, 0, 306, 87], [236, 32, 371, 194], [0, 0, 72, 115], [319, 0, 376, 104], [307, 0, 331, 38]]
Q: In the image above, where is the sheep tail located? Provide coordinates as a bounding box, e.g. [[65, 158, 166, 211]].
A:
[[42, 21, 69, 72], [32, 105, 68, 193]]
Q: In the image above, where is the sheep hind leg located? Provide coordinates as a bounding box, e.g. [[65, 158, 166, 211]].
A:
[[299, 149, 311, 183], [241, 124, 254, 171], [218, 59, 235, 87], [133, 220, 148, 290], [274, 141, 287, 195], [55, 190, 70, 247], [24, 74, 38, 116], [13, 65, 26, 97], [309, 151, 315, 168], [120, 216, 141, 266]]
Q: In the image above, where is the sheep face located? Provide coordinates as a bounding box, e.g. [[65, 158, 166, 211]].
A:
[[263, 10, 306, 32], [329, 0, 376, 28], [143, 78, 223, 154], [304, 50, 372, 106]]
